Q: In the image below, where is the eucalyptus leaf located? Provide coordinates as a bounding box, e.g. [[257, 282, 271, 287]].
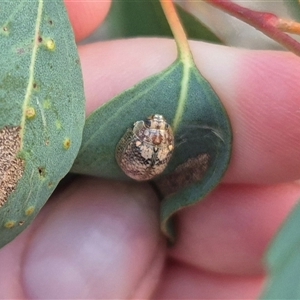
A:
[[261, 201, 300, 299], [73, 56, 232, 241], [287, 0, 300, 21], [0, 0, 85, 248]]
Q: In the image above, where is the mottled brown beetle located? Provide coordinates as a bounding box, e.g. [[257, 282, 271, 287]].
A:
[[115, 114, 174, 181]]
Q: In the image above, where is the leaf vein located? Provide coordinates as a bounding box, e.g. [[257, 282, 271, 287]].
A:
[[172, 60, 192, 133]]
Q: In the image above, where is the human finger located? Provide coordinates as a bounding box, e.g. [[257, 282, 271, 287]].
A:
[[0, 177, 165, 299], [168, 182, 300, 276], [153, 260, 264, 299], [64, 0, 111, 42]]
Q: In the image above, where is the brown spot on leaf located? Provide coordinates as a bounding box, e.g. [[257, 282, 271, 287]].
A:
[[38, 167, 46, 177], [63, 138, 71, 150], [0, 126, 25, 207], [156, 153, 210, 196]]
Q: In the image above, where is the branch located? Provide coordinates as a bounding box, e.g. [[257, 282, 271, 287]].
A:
[[205, 0, 300, 57]]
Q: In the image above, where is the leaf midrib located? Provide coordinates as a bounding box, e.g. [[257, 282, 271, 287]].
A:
[[172, 58, 192, 133], [20, 0, 44, 146]]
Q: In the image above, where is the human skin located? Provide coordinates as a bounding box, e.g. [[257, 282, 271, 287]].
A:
[[1, 1, 300, 299]]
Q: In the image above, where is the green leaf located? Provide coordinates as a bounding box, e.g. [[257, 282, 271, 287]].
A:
[[73, 57, 232, 241], [0, 0, 85, 248], [287, 1, 300, 21], [97, 0, 222, 44], [261, 201, 300, 299]]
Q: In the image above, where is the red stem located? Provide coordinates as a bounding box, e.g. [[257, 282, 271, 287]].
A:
[[205, 0, 300, 56]]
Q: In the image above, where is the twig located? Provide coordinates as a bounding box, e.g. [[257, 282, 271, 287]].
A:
[[205, 0, 300, 56]]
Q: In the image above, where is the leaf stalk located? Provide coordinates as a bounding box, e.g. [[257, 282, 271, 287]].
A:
[[160, 0, 193, 64], [160, 0, 195, 132]]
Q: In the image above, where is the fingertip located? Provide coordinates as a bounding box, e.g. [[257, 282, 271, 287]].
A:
[[64, 0, 111, 42], [154, 261, 264, 300], [170, 183, 300, 276], [79, 39, 177, 115], [22, 177, 165, 298]]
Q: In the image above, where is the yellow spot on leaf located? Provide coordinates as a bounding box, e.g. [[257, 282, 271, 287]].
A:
[[43, 99, 51, 109], [26, 107, 36, 119], [56, 120, 62, 129], [63, 138, 71, 150], [4, 221, 16, 229], [25, 206, 35, 216], [46, 39, 56, 51], [48, 182, 54, 189]]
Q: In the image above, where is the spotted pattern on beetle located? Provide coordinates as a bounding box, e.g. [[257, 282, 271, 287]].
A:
[[116, 114, 174, 181], [0, 126, 25, 207]]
